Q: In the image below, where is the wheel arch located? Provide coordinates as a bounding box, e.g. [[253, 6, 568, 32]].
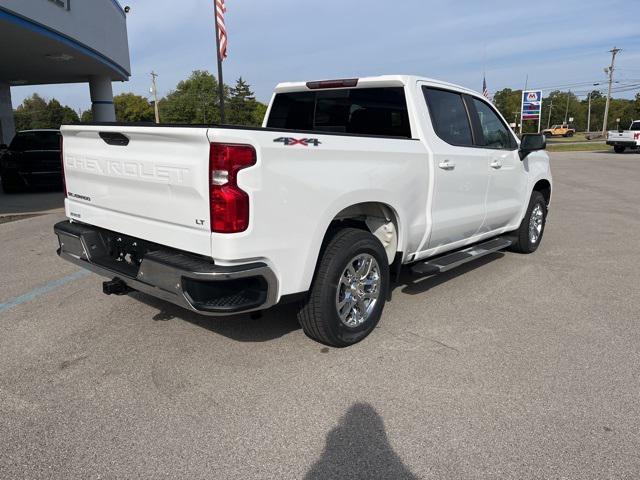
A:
[[320, 201, 402, 266], [532, 178, 552, 206]]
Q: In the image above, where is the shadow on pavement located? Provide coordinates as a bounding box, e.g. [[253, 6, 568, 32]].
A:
[[131, 253, 506, 343], [305, 403, 419, 480], [132, 292, 302, 343], [394, 252, 505, 296]]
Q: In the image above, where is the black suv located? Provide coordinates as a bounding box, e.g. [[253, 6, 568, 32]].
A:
[[0, 130, 62, 193]]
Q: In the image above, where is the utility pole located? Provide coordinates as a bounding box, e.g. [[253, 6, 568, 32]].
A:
[[150, 71, 160, 124], [602, 47, 621, 136], [587, 92, 592, 133], [547, 101, 553, 129], [564, 90, 571, 124]]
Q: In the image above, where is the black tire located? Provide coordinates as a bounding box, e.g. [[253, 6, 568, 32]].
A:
[[614, 146, 625, 154], [565, 131, 574, 138], [508, 191, 548, 254], [298, 228, 390, 347], [544, 132, 553, 138]]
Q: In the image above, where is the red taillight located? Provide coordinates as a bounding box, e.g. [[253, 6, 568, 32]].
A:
[[60, 134, 67, 198], [209, 143, 256, 233]]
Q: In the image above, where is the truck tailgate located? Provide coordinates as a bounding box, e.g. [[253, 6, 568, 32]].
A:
[[61, 125, 213, 256]]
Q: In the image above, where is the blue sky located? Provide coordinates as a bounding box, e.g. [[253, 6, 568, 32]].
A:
[[12, 0, 640, 111]]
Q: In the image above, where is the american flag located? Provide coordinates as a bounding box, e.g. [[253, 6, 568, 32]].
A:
[[482, 76, 490, 100], [215, 0, 228, 61]]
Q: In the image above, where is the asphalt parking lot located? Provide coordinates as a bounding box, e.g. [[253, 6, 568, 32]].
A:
[[1, 151, 639, 479]]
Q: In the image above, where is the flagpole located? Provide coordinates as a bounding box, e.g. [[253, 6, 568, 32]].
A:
[[213, 0, 226, 124]]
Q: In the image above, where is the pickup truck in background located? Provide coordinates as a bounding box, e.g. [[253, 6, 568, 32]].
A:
[[607, 120, 640, 153], [0, 129, 63, 193], [54, 75, 552, 347]]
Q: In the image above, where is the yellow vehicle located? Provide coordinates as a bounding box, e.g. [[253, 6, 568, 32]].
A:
[[542, 124, 575, 137]]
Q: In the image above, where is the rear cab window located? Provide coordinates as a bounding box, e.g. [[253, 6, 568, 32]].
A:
[[630, 122, 640, 131], [267, 87, 412, 138]]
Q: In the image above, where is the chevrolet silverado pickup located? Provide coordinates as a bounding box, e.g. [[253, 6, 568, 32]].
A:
[[607, 120, 640, 153], [54, 75, 552, 347]]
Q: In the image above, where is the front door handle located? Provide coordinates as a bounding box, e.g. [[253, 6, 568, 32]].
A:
[[490, 160, 502, 169], [438, 160, 456, 170]]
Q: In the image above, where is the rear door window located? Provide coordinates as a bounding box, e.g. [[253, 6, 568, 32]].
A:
[[422, 87, 474, 146], [267, 87, 411, 138]]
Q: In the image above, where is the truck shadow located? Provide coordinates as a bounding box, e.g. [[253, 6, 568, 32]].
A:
[[392, 252, 505, 297], [132, 292, 302, 343], [132, 252, 505, 343], [305, 402, 419, 480]]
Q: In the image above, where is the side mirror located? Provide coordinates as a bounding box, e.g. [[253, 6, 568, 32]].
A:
[[519, 133, 546, 160]]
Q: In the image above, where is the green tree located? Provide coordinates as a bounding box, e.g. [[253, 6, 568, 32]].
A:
[[227, 77, 262, 126], [80, 110, 93, 123], [159, 70, 226, 124], [541, 90, 581, 131], [252, 101, 268, 126], [493, 88, 522, 128], [14, 94, 79, 130], [114, 93, 155, 122]]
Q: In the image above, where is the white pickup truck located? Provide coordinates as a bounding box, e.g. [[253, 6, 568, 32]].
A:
[[607, 120, 640, 153], [55, 75, 552, 347]]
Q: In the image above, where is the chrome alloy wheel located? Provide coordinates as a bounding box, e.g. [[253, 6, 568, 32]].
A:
[[529, 203, 544, 244], [335, 254, 381, 328]]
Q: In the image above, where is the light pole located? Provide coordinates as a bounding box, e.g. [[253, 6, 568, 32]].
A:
[[547, 101, 553, 129]]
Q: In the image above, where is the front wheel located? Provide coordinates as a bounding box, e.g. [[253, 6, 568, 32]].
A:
[[297, 228, 389, 347], [508, 191, 548, 254]]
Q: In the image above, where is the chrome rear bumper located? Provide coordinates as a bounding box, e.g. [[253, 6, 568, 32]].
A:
[[54, 221, 278, 316]]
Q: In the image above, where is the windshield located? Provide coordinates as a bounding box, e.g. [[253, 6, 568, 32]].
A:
[[9, 131, 60, 151]]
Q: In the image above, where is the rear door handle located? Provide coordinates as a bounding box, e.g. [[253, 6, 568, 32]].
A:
[[490, 160, 502, 169], [438, 160, 456, 170]]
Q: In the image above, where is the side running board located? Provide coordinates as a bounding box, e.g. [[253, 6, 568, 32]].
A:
[[411, 237, 513, 276]]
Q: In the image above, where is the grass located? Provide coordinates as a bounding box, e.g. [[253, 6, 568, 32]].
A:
[[545, 132, 590, 143], [546, 142, 609, 152]]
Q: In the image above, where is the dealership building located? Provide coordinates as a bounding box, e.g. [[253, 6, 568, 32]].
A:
[[0, 0, 131, 144]]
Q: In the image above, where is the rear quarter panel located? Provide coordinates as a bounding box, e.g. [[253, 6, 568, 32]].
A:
[[206, 128, 429, 297]]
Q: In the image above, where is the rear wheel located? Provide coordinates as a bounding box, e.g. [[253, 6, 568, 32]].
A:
[[508, 191, 548, 254], [297, 228, 389, 347], [614, 146, 625, 154]]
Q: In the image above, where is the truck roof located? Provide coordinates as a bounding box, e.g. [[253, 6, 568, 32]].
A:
[[274, 75, 480, 97]]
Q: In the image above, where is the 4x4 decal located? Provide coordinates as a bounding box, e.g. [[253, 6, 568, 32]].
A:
[[274, 137, 322, 147]]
